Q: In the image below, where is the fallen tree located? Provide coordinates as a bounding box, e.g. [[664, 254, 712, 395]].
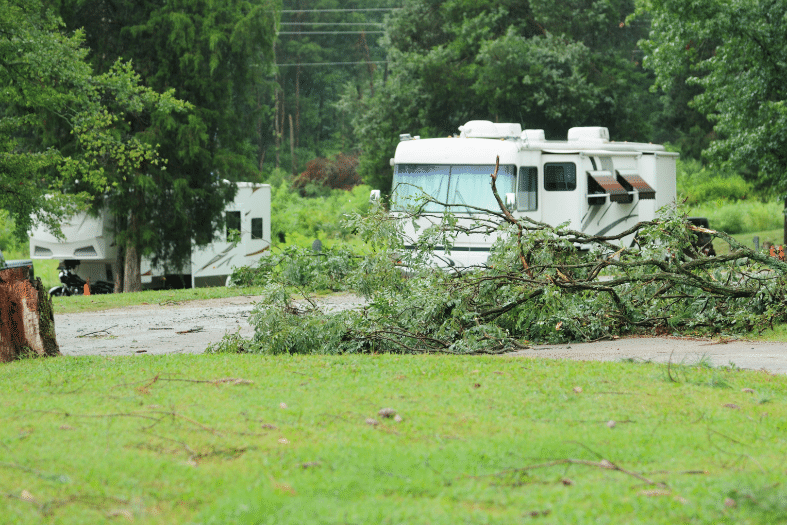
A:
[[214, 161, 787, 355]]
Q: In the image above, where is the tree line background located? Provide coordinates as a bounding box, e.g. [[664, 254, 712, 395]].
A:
[[2, 0, 785, 290]]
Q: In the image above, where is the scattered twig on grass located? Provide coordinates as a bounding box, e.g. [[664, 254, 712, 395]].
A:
[[0, 462, 69, 483], [114, 375, 253, 389], [5, 491, 131, 517], [477, 458, 667, 488], [76, 325, 118, 338]]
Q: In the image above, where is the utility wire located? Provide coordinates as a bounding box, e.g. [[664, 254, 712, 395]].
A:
[[279, 31, 384, 35], [281, 8, 399, 13], [277, 61, 387, 66], [280, 22, 383, 26]]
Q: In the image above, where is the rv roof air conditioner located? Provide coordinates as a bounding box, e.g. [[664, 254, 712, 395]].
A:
[[567, 126, 610, 143], [521, 129, 546, 142], [459, 120, 522, 139]]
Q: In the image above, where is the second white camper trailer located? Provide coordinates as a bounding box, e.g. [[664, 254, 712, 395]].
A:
[[29, 182, 271, 289], [389, 120, 678, 269]]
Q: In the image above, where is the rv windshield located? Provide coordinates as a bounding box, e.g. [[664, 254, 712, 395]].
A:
[[392, 164, 515, 213]]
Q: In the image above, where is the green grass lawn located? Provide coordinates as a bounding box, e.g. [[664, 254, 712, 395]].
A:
[[2, 354, 786, 524], [50, 285, 273, 314]]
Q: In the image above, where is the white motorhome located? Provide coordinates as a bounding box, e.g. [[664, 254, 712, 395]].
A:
[[389, 120, 678, 269], [29, 182, 271, 289]]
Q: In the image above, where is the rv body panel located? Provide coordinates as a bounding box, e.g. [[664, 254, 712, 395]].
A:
[[191, 183, 272, 287], [29, 182, 271, 289], [389, 122, 677, 269]]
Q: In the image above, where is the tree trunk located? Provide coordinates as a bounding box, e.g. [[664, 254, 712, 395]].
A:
[[123, 211, 143, 293], [0, 267, 60, 362], [123, 243, 142, 293], [275, 87, 282, 169], [113, 245, 125, 293], [289, 113, 296, 177]]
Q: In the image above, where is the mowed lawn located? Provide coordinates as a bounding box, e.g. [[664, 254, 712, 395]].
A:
[[1, 353, 786, 524]]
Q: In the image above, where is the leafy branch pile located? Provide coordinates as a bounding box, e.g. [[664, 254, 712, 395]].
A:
[[213, 174, 787, 356]]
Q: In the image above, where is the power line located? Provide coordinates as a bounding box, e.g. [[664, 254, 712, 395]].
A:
[[280, 22, 383, 26], [281, 8, 399, 13], [277, 61, 387, 66], [279, 31, 384, 35]]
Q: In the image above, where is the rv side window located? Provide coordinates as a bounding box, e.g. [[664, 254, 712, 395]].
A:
[[226, 211, 241, 241], [544, 163, 576, 191], [517, 167, 538, 211], [251, 218, 263, 240]]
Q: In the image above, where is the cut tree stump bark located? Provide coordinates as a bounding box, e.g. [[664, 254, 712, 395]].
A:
[[0, 266, 60, 362]]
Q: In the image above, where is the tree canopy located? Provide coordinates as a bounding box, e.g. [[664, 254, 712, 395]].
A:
[[48, 0, 280, 289], [642, 0, 787, 193], [342, 0, 660, 191], [0, 0, 184, 249]]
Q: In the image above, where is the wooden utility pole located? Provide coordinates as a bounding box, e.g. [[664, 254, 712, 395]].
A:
[[289, 114, 296, 177]]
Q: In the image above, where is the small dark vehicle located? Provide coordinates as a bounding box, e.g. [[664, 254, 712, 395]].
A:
[[687, 217, 716, 257], [49, 260, 114, 296]]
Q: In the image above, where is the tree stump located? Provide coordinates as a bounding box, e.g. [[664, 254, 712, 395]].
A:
[[0, 267, 60, 362]]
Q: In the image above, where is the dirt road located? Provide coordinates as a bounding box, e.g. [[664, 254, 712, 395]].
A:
[[54, 294, 361, 356], [54, 295, 787, 373]]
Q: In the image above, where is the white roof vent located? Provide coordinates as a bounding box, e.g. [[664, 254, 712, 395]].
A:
[[567, 126, 610, 143], [459, 120, 522, 139], [521, 129, 546, 142]]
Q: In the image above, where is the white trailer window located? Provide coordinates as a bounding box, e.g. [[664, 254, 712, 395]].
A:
[[392, 164, 515, 214], [251, 218, 263, 239], [517, 166, 538, 211], [226, 211, 241, 241], [544, 162, 577, 191]]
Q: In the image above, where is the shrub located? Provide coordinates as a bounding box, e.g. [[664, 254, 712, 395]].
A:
[[688, 200, 783, 234], [677, 158, 752, 205]]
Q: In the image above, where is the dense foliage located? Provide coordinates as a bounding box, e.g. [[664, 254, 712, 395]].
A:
[[214, 188, 787, 355], [46, 0, 278, 289], [0, 0, 191, 251], [642, 0, 787, 195], [340, 0, 661, 191]]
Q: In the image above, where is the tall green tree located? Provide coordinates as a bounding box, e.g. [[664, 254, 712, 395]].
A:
[[51, 0, 279, 290], [0, 0, 184, 260], [641, 0, 787, 240], [344, 0, 659, 192]]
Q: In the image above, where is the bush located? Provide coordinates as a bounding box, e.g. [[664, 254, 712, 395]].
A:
[[269, 180, 373, 248], [687, 200, 783, 234], [677, 158, 752, 205], [229, 245, 361, 292]]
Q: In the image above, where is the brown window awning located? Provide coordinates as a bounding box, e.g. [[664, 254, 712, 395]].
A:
[[617, 170, 655, 200], [587, 170, 630, 203]]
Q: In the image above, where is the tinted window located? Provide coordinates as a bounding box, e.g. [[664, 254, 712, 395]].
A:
[[251, 217, 263, 240], [544, 163, 576, 191], [517, 166, 538, 211], [226, 211, 241, 241]]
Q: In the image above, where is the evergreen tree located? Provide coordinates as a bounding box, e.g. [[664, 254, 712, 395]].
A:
[[0, 0, 186, 256], [51, 0, 279, 290]]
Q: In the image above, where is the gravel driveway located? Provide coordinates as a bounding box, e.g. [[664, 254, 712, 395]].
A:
[[54, 294, 362, 356], [54, 294, 787, 374]]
